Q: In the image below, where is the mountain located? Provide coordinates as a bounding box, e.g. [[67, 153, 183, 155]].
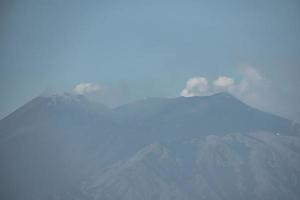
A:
[[0, 92, 299, 200], [0, 93, 113, 200], [82, 133, 300, 200], [114, 92, 298, 139]]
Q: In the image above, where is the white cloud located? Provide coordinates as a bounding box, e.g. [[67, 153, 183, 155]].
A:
[[180, 66, 269, 108], [72, 82, 130, 107], [241, 66, 263, 82], [213, 76, 235, 89], [180, 77, 209, 97], [73, 83, 103, 95], [234, 66, 270, 109]]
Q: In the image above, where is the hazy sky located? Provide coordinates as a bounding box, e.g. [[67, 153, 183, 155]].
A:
[[1, 0, 300, 121]]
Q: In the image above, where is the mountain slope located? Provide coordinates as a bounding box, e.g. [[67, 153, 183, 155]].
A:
[[82, 132, 300, 200], [0, 93, 114, 200]]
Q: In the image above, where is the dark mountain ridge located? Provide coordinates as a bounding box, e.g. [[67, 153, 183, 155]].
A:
[[1, 92, 298, 138]]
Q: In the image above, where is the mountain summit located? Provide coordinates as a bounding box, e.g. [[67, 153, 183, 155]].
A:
[[115, 92, 298, 137]]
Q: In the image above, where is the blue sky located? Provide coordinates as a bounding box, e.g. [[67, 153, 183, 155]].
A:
[[1, 0, 300, 121]]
